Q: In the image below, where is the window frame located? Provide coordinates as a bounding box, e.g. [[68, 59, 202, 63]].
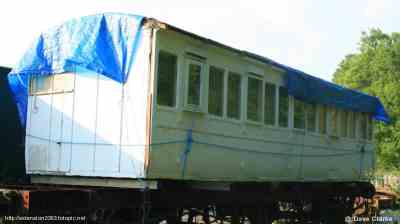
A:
[[339, 109, 348, 138], [305, 103, 317, 133], [367, 114, 373, 141], [345, 111, 354, 139], [327, 107, 340, 137], [246, 74, 264, 123], [207, 65, 226, 117], [184, 58, 205, 111], [359, 112, 368, 140], [278, 86, 290, 128], [29, 73, 75, 96], [156, 50, 179, 109], [264, 81, 277, 127], [226, 71, 242, 121], [292, 98, 306, 130], [317, 105, 328, 135]]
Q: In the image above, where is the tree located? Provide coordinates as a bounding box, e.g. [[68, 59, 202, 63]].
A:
[[333, 29, 400, 170]]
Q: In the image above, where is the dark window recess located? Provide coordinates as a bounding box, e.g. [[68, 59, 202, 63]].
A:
[[208, 66, 224, 116], [157, 51, 177, 107]]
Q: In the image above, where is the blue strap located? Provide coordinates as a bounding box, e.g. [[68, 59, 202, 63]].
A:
[[180, 129, 193, 178]]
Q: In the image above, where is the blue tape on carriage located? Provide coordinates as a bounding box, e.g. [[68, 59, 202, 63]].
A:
[[7, 13, 144, 126]]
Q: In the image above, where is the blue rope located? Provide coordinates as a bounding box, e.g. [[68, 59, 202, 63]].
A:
[[180, 129, 193, 178], [27, 134, 186, 147], [27, 134, 368, 157], [192, 140, 365, 157]]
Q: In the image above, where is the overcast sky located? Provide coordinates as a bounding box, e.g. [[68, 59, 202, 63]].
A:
[[0, 0, 398, 81]]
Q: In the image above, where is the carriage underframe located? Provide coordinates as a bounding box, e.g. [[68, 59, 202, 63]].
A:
[[0, 180, 374, 224]]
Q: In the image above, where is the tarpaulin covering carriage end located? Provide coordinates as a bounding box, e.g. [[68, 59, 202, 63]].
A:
[[7, 13, 144, 126], [7, 13, 389, 127]]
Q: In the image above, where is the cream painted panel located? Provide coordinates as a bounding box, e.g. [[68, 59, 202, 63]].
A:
[[150, 30, 374, 182], [150, 109, 374, 181]]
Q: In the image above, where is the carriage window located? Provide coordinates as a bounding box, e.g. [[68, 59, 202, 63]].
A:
[[157, 51, 177, 107], [306, 103, 316, 132], [227, 72, 241, 119], [348, 112, 356, 138], [187, 61, 203, 106], [30, 73, 74, 95], [340, 110, 348, 138], [329, 108, 339, 136], [264, 82, 276, 125], [360, 113, 368, 140], [247, 77, 262, 122], [293, 99, 305, 129], [319, 105, 327, 134], [208, 66, 224, 116], [278, 87, 289, 127], [30, 75, 53, 94], [367, 115, 373, 140]]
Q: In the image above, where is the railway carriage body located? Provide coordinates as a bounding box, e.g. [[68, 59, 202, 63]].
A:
[[8, 14, 387, 188]]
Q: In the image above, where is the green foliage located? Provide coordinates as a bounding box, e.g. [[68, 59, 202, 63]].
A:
[[333, 29, 400, 171]]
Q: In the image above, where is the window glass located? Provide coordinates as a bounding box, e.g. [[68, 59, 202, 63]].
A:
[[227, 72, 241, 119], [30, 75, 53, 94], [330, 108, 339, 136], [367, 115, 373, 140], [208, 66, 224, 116], [157, 51, 177, 107], [348, 112, 356, 138], [306, 103, 316, 132], [247, 77, 262, 122], [340, 110, 348, 138], [278, 87, 289, 127], [293, 99, 305, 129], [264, 83, 276, 125], [30, 74, 74, 95], [319, 105, 327, 134], [360, 113, 368, 139], [187, 62, 202, 106]]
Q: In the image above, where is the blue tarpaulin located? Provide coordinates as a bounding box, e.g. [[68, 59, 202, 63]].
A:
[[246, 51, 390, 123], [8, 13, 389, 127], [7, 13, 144, 126], [285, 68, 390, 123]]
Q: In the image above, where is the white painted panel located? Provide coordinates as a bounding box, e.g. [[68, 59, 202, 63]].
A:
[[59, 144, 71, 172], [59, 92, 74, 172], [48, 93, 63, 171], [29, 95, 51, 139], [94, 75, 122, 173], [25, 96, 33, 172], [28, 95, 51, 171], [27, 137, 48, 171], [118, 29, 151, 178], [25, 28, 151, 181], [94, 145, 119, 173], [95, 75, 122, 145], [119, 146, 145, 177], [70, 145, 95, 172], [70, 68, 97, 172]]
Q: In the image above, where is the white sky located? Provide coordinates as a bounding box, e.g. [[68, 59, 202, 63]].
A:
[[0, 0, 399, 80]]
